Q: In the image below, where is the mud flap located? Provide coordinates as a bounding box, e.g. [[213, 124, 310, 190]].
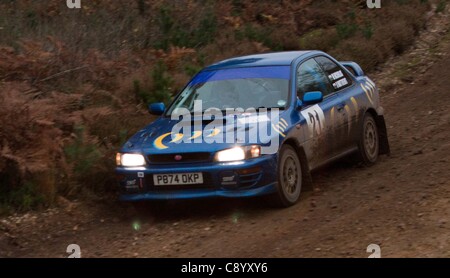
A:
[[298, 146, 313, 191], [376, 115, 390, 155]]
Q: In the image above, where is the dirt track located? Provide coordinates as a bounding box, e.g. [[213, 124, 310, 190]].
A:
[[1, 12, 449, 258]]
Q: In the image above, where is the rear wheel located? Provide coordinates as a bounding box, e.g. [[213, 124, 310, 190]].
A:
[[270, 145, 302, 207], [357, 113, 379, 165]]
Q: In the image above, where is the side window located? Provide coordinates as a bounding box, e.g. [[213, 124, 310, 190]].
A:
[[297, 59, 333, 99], [344, 65, 357, 77], [315, 56, 353, 91]]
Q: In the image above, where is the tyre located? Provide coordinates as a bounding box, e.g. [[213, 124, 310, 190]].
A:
[[270, 145, 302, 207], [357, 113, 379, 165]]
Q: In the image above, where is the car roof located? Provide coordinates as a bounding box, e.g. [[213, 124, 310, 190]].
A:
[[204, 51, 314, 70]]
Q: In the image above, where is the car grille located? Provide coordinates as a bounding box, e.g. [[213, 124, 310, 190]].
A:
[[147, 152, 212, 164]]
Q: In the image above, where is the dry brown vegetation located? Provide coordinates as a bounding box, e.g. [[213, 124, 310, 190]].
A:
[[0, 0, 434, 213]]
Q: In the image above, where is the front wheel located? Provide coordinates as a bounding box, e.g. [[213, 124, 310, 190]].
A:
[[270, 145, 302, 207], [357, 113, 379, 165]]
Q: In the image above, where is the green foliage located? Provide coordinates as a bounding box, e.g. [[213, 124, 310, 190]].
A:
[[346, 10, 356, 21], [231, 0, 245, 16], [336, 23, 358, 40], [157, 7, 174, 48], [118, 129, 129, 146], [395, 0, 410, 4], [25, 9, 38, 29], [197, 52, 206, 67], [151, 62, 173, 104], [299, 28, 340, 52], [235, 24, 279, 49], [133, 62, 173, 105], [137, 0, 146, 16], [195, 12, 218, 47], [436, 0, 447, 13], [64, 126, 101, 178], [0, 182, 44, 213], [133, 79, 144, 102], [184, 64, 202, 76], [361, 24, 374, 39], [155, 7, 217, 50]]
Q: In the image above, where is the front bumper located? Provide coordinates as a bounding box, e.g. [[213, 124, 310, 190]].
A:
[[116, 155, 278, 201]]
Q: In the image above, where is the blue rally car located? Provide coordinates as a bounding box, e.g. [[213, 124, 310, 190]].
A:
[[116, 51, 390, 207]]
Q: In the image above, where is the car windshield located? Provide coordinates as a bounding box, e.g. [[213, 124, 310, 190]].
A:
[[165, 66, 290, 116]]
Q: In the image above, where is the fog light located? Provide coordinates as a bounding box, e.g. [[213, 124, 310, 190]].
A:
[[250, 145, 261, 158]]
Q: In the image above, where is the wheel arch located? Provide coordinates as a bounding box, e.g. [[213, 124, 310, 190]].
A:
[[363, 108, 390, 155], [282, 138, 313, 190]]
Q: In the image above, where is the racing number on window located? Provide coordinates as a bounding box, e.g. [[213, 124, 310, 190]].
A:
[[308, 111, 322, 134], [301, 104, 325, 138]]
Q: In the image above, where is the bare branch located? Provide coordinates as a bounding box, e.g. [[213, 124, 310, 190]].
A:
[[37, 65, 88, 83]]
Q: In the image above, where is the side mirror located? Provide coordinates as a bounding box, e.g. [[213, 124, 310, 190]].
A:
[[296, 98, 303, 110], [302, 91, 323, 106], [148, 102, 165, 116]]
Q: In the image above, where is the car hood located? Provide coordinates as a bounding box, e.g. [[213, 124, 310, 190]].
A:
[[121, 112, 290, 155]]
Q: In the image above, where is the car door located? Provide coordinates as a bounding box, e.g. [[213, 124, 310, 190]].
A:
[[296, 58, 345, 168], [314, 56, 356, 154]]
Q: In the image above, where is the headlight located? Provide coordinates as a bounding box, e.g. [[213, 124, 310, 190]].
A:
[[116, 153, 146, 167], [214, 146, 261, 162]]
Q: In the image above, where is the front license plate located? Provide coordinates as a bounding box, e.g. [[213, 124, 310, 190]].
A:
[[153, 173, 203, 186]]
